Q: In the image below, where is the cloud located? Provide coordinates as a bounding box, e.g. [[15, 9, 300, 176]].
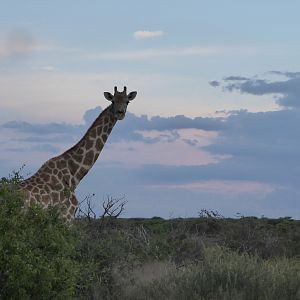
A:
[[133, 30, 164, 39], [0, 31, 256, 63], [31, 65, 58, 72], [223, 76, 249, 81], [82, 106, 225, 131], [3, 99, 300, 182], [209, 80, 220, 87], [2, 98, 300, 184], [268, 71, 300, 79], [131, 149, 297, 189], [85, 46, 257, 61], [0, 106, 225, 168], [149, 180, 275, 196], [185, 107, 300, 190], [213, 71, 300, 108], [2, 120, 82, 135], [206, 109, 300, 157], [18, 135, 76, 143], [0, 107, 224, 167]]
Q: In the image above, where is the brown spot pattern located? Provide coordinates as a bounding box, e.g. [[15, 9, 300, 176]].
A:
[[86, 139, 94, 150], [68, 159, 80, 174], [90, 128, 96, 138], [83, 150, 94, 166]]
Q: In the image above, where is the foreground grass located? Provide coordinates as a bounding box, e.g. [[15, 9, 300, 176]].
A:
[[124, 246, 300, 300]]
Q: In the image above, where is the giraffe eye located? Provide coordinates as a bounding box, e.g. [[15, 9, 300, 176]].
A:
[[126, 101, 129, 104]]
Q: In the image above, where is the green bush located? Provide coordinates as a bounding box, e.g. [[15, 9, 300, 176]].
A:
[[0, 175, 79, 300]]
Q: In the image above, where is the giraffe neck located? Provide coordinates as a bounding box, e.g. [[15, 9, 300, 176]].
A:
[[60, 104, 117, 187]]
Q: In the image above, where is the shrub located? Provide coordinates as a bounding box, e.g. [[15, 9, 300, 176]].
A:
[[0, 175, 79, 300]]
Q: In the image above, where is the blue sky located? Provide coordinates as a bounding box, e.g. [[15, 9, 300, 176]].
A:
[[1, 1, 300, 218]]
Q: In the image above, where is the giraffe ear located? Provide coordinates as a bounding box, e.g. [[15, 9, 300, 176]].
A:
[[104, 92, 114, 101], [128, 91, 137, 101]]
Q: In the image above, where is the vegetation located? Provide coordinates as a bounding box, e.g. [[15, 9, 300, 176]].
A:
[[73, 215, 300, 300], [0, 173, 300, 299], [0, 173, 79, 299], [124, 246, 300, 300]]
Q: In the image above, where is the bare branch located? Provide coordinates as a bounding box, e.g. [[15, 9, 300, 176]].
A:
[[76, 193, 127, 228], [76, 193, 96, 221], [99, 195, 127, 229], [101, 195, 127, 219]]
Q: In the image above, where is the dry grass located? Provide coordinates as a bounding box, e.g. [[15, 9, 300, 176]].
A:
[[119, 246, 300, 300]]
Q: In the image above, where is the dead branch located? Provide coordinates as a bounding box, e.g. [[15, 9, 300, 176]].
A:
[[99, 195, 127, 228], [77, 193, 96, 221]]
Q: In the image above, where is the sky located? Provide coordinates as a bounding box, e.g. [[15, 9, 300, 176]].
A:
[[1, 1, 300, 218]]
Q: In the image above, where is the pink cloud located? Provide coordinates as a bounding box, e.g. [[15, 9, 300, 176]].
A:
[[150, 180, 276, 195]]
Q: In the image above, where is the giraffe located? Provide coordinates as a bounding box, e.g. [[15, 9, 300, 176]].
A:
[[18, 86, 137, 221]]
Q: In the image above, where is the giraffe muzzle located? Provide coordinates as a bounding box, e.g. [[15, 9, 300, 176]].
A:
[[116, 111, 125, 120]]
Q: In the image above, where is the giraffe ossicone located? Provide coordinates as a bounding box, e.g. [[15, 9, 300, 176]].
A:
[[18, 86, 137, 221]]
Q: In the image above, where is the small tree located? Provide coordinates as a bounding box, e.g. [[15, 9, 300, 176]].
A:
[[0, 173, 79, 299], [77, 194, 127, 228]]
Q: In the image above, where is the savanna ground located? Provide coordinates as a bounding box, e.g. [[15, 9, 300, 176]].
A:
[[0, 173, 300, 299]]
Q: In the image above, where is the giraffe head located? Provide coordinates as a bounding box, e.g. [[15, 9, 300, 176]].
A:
[[104, 86, 137, 120]]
